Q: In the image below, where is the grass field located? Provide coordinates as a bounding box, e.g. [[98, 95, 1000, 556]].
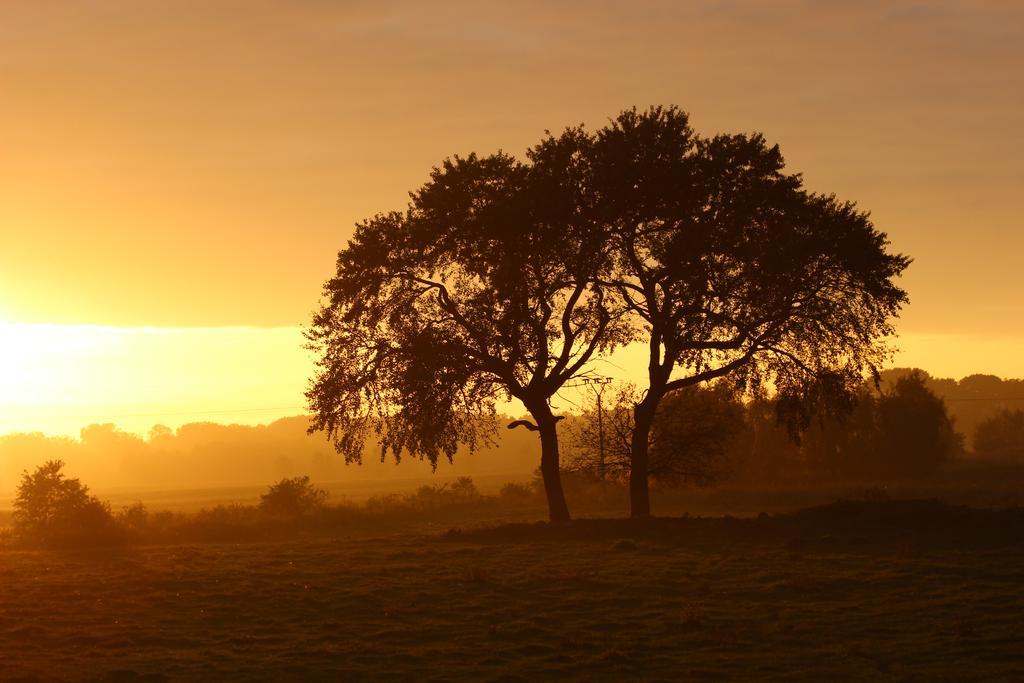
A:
[[1, 500, 1022, 682]]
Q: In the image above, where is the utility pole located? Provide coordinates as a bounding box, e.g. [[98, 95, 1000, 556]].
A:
[[580, 377, 613, 480]]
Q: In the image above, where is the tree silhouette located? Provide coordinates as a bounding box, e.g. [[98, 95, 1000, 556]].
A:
[[566, 382, 744, 487], [871, 372, 962, 477], [259, 476, 328, 517], [13, 460, 119, 546], [590, 107, 911, 516], [306, 132, 629, 523], [307, 105, 910, 520], [974, 409, 1024, 461], [799, 372, 960, 480]]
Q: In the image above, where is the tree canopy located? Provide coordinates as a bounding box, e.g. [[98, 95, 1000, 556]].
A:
[[588, 107, 910, 515], [306, 132, 630, 522], [307, 105, 911, 521], [566, 383, 744, 487]]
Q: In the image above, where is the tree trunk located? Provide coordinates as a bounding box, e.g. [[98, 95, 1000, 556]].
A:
[[538, 418, 571, 524], [629, 402, 655, 518], [526, 399, 571, 524]]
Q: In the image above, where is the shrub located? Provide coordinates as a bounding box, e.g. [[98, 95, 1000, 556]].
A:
[[407, 477, 483, 509], [117, 501, 150, 536], [447, 476, 480, 502], [499, 481, 538, 501], [13, 460, 121, 546], [259, 476, 328, 517], [364, 493, 407, 515]]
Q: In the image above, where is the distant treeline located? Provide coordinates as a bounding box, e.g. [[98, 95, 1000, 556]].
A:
[[563, 369, 1024, 486], [0, 417, 540, 494], [1, 367, 1022, 495], [889, 368, 1024, 441]]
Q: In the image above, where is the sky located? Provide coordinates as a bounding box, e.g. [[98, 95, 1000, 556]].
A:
[[1, 0, 1023, 436]]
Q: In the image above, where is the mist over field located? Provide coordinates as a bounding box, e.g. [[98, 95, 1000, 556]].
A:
[[2, 367, 1020, 498], [0, 415, 538, 500]]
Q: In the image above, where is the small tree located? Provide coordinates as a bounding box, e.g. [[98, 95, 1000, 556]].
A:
[[564, 386, 636, 482], [13, 460, 119, 546], [259, 476, 328, 517], [801, 372, 961, 479], [447, 476, 481, 502], [872, 372, 961, 478], [974, 409, 1024, 461], [567, 383, 744, 487]]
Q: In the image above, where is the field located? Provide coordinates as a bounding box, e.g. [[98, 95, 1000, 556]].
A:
[[1, 500, 1023, 682]]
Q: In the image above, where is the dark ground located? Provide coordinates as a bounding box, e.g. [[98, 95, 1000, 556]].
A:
[[1, 500, 1022, 682]]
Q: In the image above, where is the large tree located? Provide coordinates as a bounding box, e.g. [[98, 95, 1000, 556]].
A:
[[590, 107, 911, 516], [306, 131, 628, 523]]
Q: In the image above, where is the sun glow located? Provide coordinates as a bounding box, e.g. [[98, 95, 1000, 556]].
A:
[[0, 323, 313, 437]]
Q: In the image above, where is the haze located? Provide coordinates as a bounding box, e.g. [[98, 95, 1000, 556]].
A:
[[4, 5, 1024, 680], [1, 0, 1023, 437]]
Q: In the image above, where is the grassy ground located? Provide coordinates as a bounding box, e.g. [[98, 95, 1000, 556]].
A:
[[1, 501, 1022, 682]]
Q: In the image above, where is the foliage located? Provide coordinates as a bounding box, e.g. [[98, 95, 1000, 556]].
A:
[[729, 399, 807, 484], [306, 141, 626, 462], [798, 372, 962, 480], [871, 372, 962, 476], [307, 105, 910, 518], [587, 105, 910, 513], [12, 460, 121, 546], [499, 481, 540, 501], [447, 476, 481, 501], [973, 409, 1024, 461], [878, 370, 1024, 443], [593, 105, 909, 416], [306, 127, 634, 522], [563, 386, 636, 481], [259, 475, 328, 517], [117, 501, 151, 536], [648, 384, 746, 486], [566, 383, 744, 486], [403, 476, 482, 508]]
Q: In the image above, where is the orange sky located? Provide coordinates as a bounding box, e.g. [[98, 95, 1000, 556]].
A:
[[1, 1, 1023, 436]]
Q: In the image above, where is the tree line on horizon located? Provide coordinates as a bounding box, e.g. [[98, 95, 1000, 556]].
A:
[[563, 370, 978, 486], [305, 105, 910, 522], [2, 367, 1021, 499], [8, 370, 1024, 548]]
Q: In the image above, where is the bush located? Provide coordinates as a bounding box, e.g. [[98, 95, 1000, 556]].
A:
[[499, 481, 539, 501], [447, 476, 480, 502], [259, 476, 328, 517], [117, 501, 150, 537], [13, 460, 121, 546]]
